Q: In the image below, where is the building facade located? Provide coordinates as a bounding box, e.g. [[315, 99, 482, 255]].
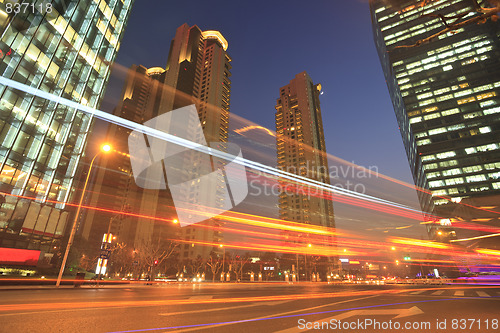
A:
[[80, 65, 178, 259], [0, 0, 134, 266], [275, 72, 335, 229], [161, 24, 232, 261], [370, 0, 500, 241], [82, 24, 232, 263]]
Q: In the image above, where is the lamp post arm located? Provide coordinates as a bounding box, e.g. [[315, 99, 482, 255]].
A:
[[56, 152, 100, 287]]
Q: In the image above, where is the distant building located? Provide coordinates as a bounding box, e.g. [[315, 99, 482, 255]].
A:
[[80, 65, 177, 257], [0, 0, 134, 268], [275, 72, 335, 229], [275, 72, 336, 279], [370, 0, 500, 242]]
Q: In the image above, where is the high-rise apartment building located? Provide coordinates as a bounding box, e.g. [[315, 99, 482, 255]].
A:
[[275, 72, 335, 229], [82, 24, 232, 262], [161, 24, 232, 261], [0, 0, 134, 264], [80, 65, 177, 257], [370, 0, 500, 241]]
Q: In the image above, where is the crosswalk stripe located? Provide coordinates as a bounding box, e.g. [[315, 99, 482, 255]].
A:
[[454, 291, 464, 296], [432, 290, 445, 295], [410, 290, 425, 295], [476, 291, 490, 297]]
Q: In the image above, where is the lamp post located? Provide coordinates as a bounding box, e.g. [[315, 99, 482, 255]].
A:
[[219, 244, 225, 280], [56, 144, 112, 287]]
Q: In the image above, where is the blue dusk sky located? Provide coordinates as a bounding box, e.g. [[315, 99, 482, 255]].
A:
[[102, 0, 414, 185]]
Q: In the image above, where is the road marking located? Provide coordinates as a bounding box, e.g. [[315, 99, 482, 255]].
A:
[[188, 296, 213, 300], [454, 291, 464, 297], [159, 300, 291, 316], [432, 290, 444, 295], [476, 291, 490, 297], [410, 290, 425, 295], [275, 306, 424, 333], [174, 295, 379, 333]]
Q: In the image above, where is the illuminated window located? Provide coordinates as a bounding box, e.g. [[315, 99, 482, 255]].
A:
[[466, 175, 487, 183], [439, 160, 458, 167], [437, 151, 456, 159], [457, 96, 476, 105], [417, 139, 431, 146], [485, 162, 500, 170], [454, 89, 472, 98], [445, 177, 464, 186], [432, 189, 447, 196], [441, 108, 460, 116], [465, 147, 476, 154], [424, 163, 438, 170], [463, 165, 483, 173], [429, 180, 445, 188], [410, 116, 422, 124], [443, 168, 461, 176], [463, 112, 482, 119], [479, 127, 491, 134], [483, 107, 500, 115], [477, 92, 496, 100], [424, 113, 440, 120], [480, 100, 496, 107], [427, 172, 440, 179], [429, 127, 446, 135]]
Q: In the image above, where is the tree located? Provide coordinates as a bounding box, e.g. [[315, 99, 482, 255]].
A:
[[108, 242, 134, 276], [230, 253, 250, 282], [79, 253, 99, 272], [206, 252, 222, 282], [188, 255, 205, 276], [135, 239, 178, 278], [382, 0, 500, 49]]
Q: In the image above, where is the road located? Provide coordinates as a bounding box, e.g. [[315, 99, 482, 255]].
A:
[[1, 283, 499, 332]]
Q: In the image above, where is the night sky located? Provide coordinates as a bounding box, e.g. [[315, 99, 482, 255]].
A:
[[101, 0, 415, 185]]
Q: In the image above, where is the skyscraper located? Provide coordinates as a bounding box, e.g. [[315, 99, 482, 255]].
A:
[[81, 24, 232, 263], [80, 65, 177, 257], [0, 0, 134, 264], [370, 0, 500, 241], [275, 72, 335, 229], [161, 24, 232, 261]]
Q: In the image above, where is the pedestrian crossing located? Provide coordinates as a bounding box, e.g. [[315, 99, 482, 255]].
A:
[[406, 289, 499, 298]]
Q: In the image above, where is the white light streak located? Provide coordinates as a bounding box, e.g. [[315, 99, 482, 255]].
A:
[[0, 76, 422, 215]]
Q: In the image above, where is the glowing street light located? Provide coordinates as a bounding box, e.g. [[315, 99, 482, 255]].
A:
[[173, 219, 179, 224], [56, 143, 113, 287], [101, 144, 111, 152], [391, 246, 396, 251]]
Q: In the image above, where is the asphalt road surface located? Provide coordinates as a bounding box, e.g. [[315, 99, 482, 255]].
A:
[[1, 283, 499, 332]]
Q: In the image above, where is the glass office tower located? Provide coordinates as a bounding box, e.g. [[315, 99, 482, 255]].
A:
[[0, 0, 134, 261], [370, 0, 500, 241]]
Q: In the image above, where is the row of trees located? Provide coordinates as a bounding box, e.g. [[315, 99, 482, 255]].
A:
[[70, 240, 337, 282]]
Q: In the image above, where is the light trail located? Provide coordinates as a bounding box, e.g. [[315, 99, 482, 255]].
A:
[[234, 125, 275, 136], [0, 76, 424, 218], [451, 232, 500, 243]]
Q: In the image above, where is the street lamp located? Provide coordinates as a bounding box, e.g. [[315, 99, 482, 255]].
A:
[[219, 244, 225, 278], [56, 143, 113, 287]]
